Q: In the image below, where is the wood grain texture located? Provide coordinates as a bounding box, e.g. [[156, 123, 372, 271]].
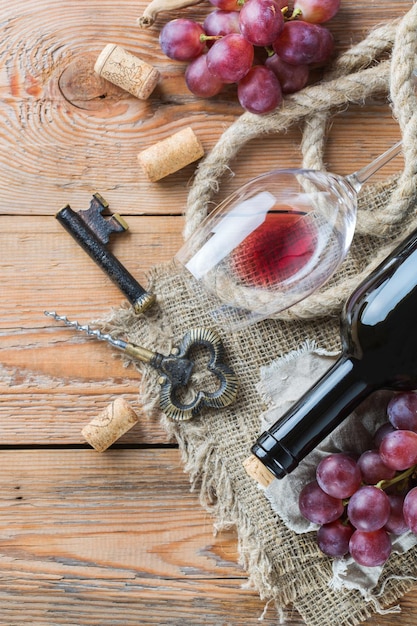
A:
[[2, 448, 417, 626], [1, 0, 417, 623], [0, 1, 405, 216], [0, 449, 275, 625]]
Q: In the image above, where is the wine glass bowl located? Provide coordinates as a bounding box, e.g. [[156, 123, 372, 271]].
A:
[[176, 167, 357, 327], [176, 141, 402, 329]]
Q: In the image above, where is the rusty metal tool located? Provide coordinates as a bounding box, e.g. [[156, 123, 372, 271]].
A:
[[44, 311, 238, 422], [56, 193, 155, 313]]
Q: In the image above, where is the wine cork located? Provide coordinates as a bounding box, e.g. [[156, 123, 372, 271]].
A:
[[137, 127, 205, 182], [243, 455, 275, 487], [82, 397, 139, 452], [94, 43, 160, 100]]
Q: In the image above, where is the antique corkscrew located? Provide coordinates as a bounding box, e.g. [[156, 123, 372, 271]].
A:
[[44, 312, 238, 421]]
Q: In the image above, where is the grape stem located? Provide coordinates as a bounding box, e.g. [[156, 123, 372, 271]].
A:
[[285, 8, 302, 20], [200, 34, 222, 42], [339, 465, 417, 509], [376, 464, 417, 491]]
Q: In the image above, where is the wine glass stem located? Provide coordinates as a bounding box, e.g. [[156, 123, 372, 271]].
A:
[[345, 140, 403, 193]]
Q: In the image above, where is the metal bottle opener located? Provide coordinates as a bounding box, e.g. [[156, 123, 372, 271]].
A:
[[44, 312, 238, 421]]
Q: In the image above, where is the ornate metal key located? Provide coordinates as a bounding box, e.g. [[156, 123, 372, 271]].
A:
[[44, 312, 238, 421], [56, 194, 155, 314]]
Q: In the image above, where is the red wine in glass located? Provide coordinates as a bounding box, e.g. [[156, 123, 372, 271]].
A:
[[231, 205, 318, 288]]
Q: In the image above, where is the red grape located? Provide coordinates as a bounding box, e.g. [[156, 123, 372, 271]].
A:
[[273, 20, 334, 66], [357, 449, 396, 485], [384, 494, 409, 535], [203, 10, 241, 42], [206, 33, 254, 83], [299, 480, 344, 525], [316, 453, 361, 498], [156, 0, 339, 114], [297, 394, 417, 566], [293, 0, 341, 24], [317, 519, 354, 557], [239, 0, 284, 47], [379, 429, 417, 470], [265, 54, 309, 93], [349, 529, 392, 567], [237, 65, 282, 114], [387, 392, 417, 432], [347, 486, 390, 531], [185, 54, 224, 97], [374, 421, 396, 448], [159, 19, 206, 62], [403, 486, 417, 534]]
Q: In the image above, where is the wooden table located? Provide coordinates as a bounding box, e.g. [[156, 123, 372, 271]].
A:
[[1, 1, 416, 624]]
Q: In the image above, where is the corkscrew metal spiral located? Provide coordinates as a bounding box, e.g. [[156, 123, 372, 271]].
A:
[[44, 311, 129, 352], [44, 311, 238, 421]]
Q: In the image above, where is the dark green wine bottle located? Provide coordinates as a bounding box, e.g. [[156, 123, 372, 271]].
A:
[[251, 226, 417, 479]]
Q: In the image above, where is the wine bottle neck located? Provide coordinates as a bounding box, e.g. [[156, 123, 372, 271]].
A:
[[251, 356, 371, 479]]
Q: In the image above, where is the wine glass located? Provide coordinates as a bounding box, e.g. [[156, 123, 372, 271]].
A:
[[175, 141, 402, 330]]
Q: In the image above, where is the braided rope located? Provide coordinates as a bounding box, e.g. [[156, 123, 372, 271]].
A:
[[301, 18, 400, 171]]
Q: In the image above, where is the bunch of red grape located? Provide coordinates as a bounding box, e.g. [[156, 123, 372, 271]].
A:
[[298, 392, 417, 567], [158, 0, 340, 114]]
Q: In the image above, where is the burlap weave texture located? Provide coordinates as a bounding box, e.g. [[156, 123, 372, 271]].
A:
[[105, 180, 417, 626], [104, 4, 417, 624]]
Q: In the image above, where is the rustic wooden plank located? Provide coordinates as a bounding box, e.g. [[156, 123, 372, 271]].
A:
[[1, 447, 416, 626], [0, 447, 277, 625], [0, 0, 408, 217], [0, 215, 176, 445], [2, 449, 236, 580], [0, 321, 165, 445], [0, 215, 181, 327]]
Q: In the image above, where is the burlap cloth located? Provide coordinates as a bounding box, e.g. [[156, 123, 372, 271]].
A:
[[104, 4, 417, 625]]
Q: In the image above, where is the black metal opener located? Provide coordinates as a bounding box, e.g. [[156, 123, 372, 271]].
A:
[[56, 193, 155, 313], [44, 312, 239, 421]]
